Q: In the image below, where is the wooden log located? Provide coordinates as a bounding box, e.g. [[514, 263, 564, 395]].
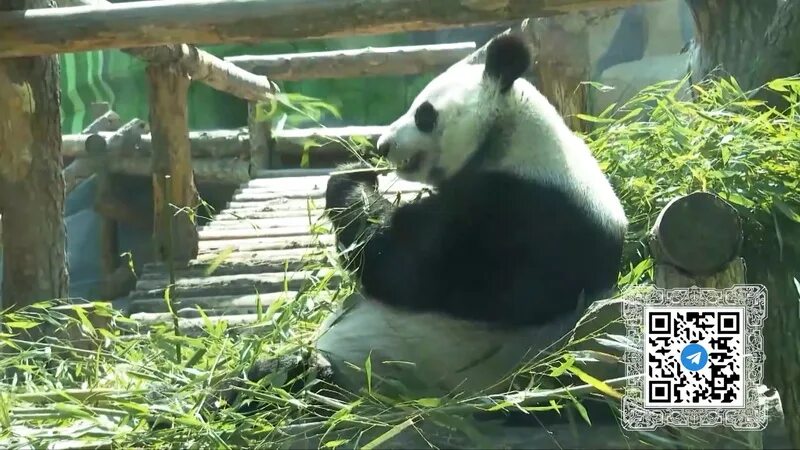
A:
[[126, 44, 276, 102], [0, 0, 655, 58], [63, 129, 249, 159], [107, 156, 250, 185], [649, 191, 743, 281], [63, 109, 121, 194], [226, 42, 476, 81], [88, 118, 148, 155], [147, 62, 199, 264], [64, 126, 381, 160]]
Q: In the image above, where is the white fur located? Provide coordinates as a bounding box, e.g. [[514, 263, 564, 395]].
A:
[[315, 294, 580, 397]]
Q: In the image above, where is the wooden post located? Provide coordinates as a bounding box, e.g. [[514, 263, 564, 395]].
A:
[[247, 101, 275, 174], [146, 62, 199, 265], [86, 119, 148, 277], [0, 0, 68, 310]]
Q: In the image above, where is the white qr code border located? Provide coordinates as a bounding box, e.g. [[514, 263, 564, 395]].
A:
[[621, 285, 768, 431]]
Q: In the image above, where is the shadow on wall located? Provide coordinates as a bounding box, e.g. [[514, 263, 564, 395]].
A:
[[589, 0, 695, 115]]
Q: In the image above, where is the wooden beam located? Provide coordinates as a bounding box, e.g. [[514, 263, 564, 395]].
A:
[[63, 129, 249, 159], [126, 45, 275, 102], [226, 42, 477, 81], [108, 156, 251, 185], [0, 0, 654, 58], [147, 61, 199, 264], [62, 126, 386, 159], [60, 0, 276, 102]]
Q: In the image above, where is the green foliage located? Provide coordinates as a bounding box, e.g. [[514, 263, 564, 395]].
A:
[[4, 75, 799, 449], [583, 75, 800, 287], [254, 92, 387, 169]]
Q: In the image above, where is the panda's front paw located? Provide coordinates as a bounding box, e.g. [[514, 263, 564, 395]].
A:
[[325, 162, 381, 210]]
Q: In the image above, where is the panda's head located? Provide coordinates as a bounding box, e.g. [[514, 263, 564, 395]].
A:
[[375, 34, 533, 185]]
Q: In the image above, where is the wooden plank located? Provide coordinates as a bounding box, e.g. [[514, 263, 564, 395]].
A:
[[226, 42, 476, 81], [198, 225, 326, 241], [198, 235, 333, 252], [129, 312, 275, 337], [129, 291, 301, 315], [193, 247, 326, 263], [211, 209, 325, 222], [0, 0, 651, 58], [224, 198, 325, 212], [130, 270, 333, 298], [140, 248, 327, 277], [200, 215, 325, 230]]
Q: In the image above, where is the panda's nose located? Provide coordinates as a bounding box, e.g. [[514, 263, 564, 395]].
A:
[[375, 136, 392, 158]]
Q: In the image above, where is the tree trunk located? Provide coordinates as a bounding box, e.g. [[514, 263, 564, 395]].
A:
[[146, 62, 199, 265], [685, 1, 800, 446], [686, 0, 800, 95], [0, 0, 68, 309]]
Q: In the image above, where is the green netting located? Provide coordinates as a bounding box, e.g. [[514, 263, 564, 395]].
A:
[[58, 36, 437, 134]]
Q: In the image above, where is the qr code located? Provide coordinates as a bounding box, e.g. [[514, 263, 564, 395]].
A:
[[644, 306, 745, 408]]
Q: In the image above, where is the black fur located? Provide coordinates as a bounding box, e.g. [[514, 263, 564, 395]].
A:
[[484, 34, 531, 93], [325, 163, 624, 328]]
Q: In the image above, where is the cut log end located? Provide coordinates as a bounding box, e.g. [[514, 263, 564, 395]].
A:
[[84, 133, 107, 157], [650, 191, 743, 276]]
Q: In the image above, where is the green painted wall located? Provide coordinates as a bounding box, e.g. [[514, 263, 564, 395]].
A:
[[58, 36, 440, 134]]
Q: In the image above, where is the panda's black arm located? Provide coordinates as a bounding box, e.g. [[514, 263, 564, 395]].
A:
[[324, 163, 395, 272]]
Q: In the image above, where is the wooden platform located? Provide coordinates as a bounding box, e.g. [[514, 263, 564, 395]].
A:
[[126, 170, 428, 332]]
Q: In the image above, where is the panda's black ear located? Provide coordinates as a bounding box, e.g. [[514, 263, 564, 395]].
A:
[[484, 34, 531, 93]]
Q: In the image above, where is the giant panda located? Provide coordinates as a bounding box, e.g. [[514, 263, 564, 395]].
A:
[[316, 34, 629, 399]]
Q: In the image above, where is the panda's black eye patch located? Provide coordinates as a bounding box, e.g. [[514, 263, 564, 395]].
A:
[[414, 101, 437, 133]]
